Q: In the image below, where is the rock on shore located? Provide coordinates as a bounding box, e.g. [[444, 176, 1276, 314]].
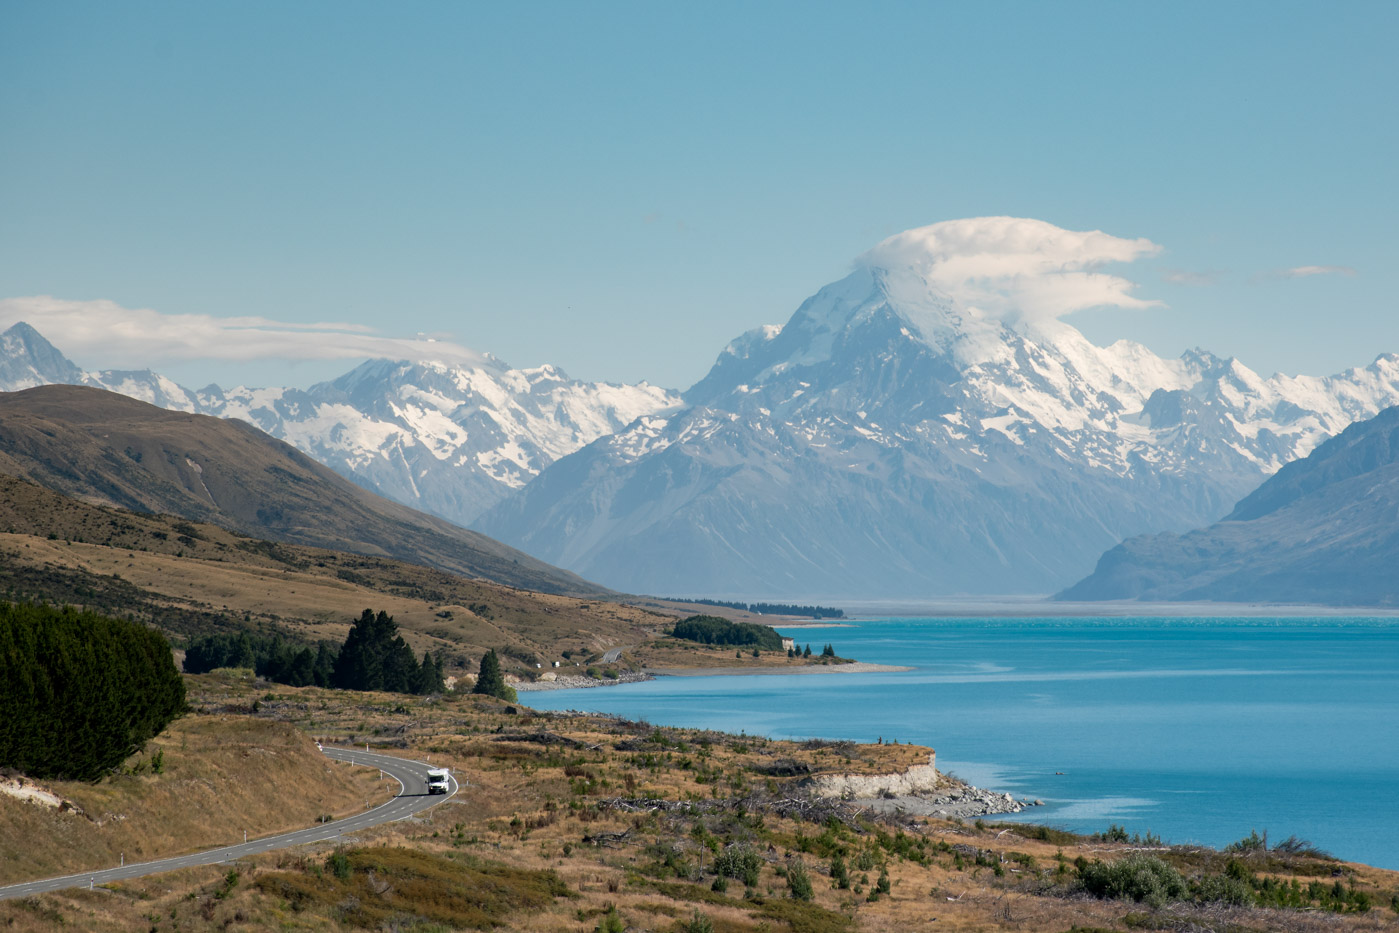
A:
[[803, 753, 1039, 821], [856, 784, 1041, 821], [514, 671, 653, 692]]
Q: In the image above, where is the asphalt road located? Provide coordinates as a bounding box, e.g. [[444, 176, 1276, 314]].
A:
[[601, 645, 632, 663], [0, 746, 457, 902]]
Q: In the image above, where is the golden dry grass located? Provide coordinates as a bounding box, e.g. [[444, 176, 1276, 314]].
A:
[[5, 675, 1399, 933], [0, 701, 387, 886]]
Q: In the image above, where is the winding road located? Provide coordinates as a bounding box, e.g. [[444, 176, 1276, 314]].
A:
[[0, 746, 457, 902]]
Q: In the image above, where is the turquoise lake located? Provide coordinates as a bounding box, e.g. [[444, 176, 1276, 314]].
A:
[[524, 617, 1399, 870]]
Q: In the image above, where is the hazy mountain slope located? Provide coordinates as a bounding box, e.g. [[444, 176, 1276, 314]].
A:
[[0, 472, 676, 675], [1059, 405, 1399, 606], [0, 384, 607, 596], [0, 322, 679, 524], [478, 251, 1399, 598]]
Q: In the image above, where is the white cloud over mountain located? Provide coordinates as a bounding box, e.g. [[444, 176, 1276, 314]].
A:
[[857, 216, 1162, 323], [0, 296, 485, 369]]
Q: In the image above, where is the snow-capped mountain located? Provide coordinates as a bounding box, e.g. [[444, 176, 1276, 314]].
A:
[[475, 229, 1399, 598], [0, 321, 680, 524]]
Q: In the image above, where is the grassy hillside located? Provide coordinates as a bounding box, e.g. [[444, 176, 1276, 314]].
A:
[[0, 473, 819, 679], [0, 384, 604, 596], [0, 697, 385, 886], [3, 674, 1396, 932]]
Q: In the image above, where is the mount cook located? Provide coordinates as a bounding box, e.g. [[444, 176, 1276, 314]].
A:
[[475, 222, 1399, 597]]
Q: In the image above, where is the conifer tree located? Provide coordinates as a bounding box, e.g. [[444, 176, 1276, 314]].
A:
[[0, 602, 185, 780], [472, 649, 515, 701], [413, 650, 445, 695]]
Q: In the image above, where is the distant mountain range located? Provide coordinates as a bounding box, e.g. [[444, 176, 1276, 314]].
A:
[[0, 322, 679, 526], [474, 250, 1399, 598], [1060, 403, 1399, 606], [8, 233, 1399, 601], [0, 383, 605, 596]]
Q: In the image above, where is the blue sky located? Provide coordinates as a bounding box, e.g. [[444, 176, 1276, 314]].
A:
[[1, 1, 1395, 389]]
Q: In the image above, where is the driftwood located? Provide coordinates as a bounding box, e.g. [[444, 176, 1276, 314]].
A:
[[748, 758, 811, 777], [490, 731, 584, 748], [581, 829, 633, 848]]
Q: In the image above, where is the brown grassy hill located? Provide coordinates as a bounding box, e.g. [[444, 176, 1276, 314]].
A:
[[0, 472, 682, 674], [0, 384, 604, 596]]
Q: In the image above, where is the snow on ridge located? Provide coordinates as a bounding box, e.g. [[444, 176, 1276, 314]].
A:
[[0, 325, 683, 526]]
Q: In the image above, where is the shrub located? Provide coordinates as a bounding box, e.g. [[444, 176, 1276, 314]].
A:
[[1097, 824, 1130, 842], [1195, 874, 1256, 907], [1225, 830, 1267, 854], [1079, 854, 1187, 907], [787, 859, 814, 901], [829, 853, 850, 889], [714, 844, 762, 887], [683, 910, 715, 933], [326, 850, 352, 881], [596, 906, 625, 933]]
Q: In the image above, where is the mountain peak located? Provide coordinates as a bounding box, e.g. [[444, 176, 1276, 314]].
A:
[[0, 322, 85, 388]]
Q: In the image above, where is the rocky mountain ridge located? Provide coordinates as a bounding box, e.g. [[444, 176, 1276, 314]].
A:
[[1059, 403, 1399, 605], [0, 321, 679, 525]]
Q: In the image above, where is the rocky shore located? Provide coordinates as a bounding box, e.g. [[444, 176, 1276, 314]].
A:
[[854, 783, 1043, 821], [514, 671, 653, 692]]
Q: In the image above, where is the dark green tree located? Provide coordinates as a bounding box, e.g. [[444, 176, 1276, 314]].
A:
[[413, 650, 446, 695], [472, 649, 515, 701], [0, 602, 185, 780], [332, 609, 417, 692]]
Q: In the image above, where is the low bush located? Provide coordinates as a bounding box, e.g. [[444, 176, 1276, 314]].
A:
[[1079, 854, 1187, 907]]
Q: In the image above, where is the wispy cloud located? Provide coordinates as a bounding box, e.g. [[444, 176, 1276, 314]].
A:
[[859, 217, 1162, 322], [1278, 264, 1357, 279], [1162, 268, 1224, 287], [0, 296, 486, 370]]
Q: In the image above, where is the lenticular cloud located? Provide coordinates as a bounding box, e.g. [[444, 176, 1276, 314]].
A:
[[858, 217, 1162, 322], [0, 295, 485, 369]]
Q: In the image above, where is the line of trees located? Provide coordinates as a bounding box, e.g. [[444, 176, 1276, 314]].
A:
[[670, 615, 783, 650], [0, 602, 186, 781], [184, 610, 445, 696], [183, 632, 338, 687], [671, 598, 845, 620], [333, 610, 444, 695]]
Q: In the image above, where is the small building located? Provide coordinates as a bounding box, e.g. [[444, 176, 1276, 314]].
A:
[[781, 637, 796, 652]]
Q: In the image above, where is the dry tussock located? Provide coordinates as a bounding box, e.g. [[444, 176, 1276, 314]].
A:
[[4, 675, 1399, 933], [0, 712, 385, 886]]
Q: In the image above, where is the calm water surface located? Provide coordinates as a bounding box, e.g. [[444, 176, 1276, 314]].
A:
[[525, 618, 1399, 869]]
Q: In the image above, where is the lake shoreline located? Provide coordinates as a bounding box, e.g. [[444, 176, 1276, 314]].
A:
[[520, 616, 1399, 870], [514, 660, 912, 692]]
